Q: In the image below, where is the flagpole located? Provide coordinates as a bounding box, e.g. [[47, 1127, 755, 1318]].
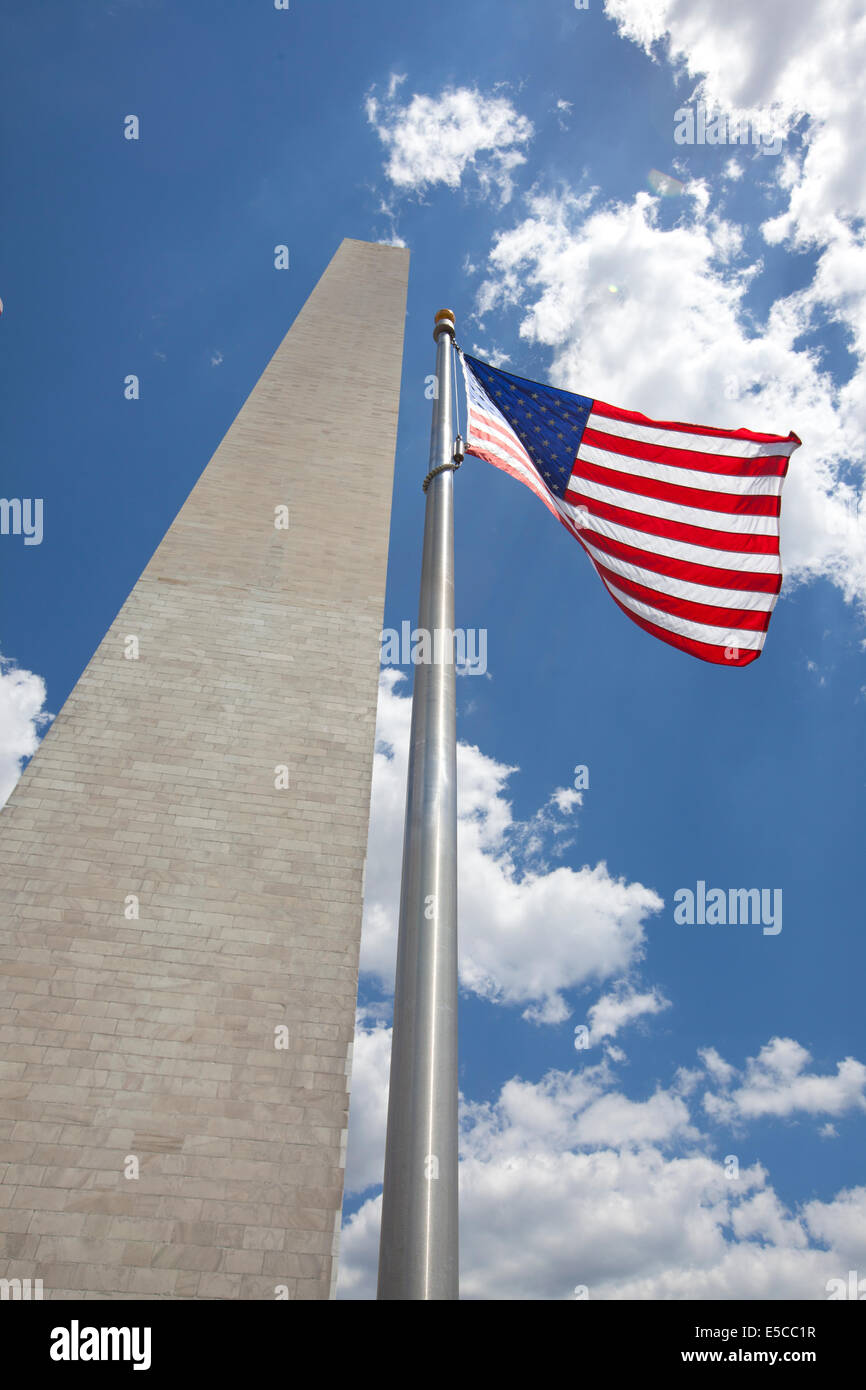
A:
[[377, 308, 460, 1300]]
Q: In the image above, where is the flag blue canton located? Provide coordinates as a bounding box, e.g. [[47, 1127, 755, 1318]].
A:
[[462, 353, 593, 498]]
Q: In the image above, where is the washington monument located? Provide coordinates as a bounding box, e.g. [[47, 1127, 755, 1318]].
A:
[[0, 238, 409, 1299]]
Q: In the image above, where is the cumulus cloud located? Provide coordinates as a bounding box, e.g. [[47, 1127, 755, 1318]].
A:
[[474, 176, 866, 609], [601, 0, 866, 324], [344, 1011, 392, 1197], [0, 655, 52, 806], [702, 1037, 866, 1124], [699, 1045, 737, 1088], [469, 343, 511, 369], [604, 0, 862, 215], [590, 0, 866, 604], [464, 1064, 698, 1158], [583, 986, 671, 1048], [339, 1019, 866, 1298], [361, 671, 663, 1024], [804, 1184, 866, 1253], [366, 80, 533, 205], [550, 785, 581, 814]]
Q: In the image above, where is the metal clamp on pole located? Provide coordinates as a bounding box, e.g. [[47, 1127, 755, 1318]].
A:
[[421, 451, 462, 493]]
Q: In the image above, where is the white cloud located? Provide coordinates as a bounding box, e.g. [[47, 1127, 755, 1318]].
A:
[[462, 1064, 696, 1158], [602, 0, 866, 354], [366, 82, 533, 206], [469, 343, 511, 369], [373, 196, 407, 248], [699, 1045, 737, 1088], [474, 178, 866, 609], [361, 672, 663, 1024], [584, 986, 671, 1047], [344, 1011, 392, 1196], [728, 1188, 809, 1250], [550, 785, 581, 814], [804, 1185, 866, 1253], [591, 0, 866, 606], [604, 0, 854, 146], [703, 1037, 866, 1123], [0, 655, 52, 806], [339, 1023, 866, 1299]]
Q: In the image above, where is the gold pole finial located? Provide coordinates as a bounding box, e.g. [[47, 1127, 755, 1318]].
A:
[[433, 308, 456, 341]]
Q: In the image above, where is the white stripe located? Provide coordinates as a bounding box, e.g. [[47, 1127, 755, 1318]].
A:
[[598, 572, 767, 651], [470, 408, 533, 463], [471, 433, 547, 494], [578, 536, 776, 612], [574, 441, 784, 496], [559, 502, 781, 574], [469, 415, 543, 488], [565, 476, 780, 537], [588, 410, 799, 460]]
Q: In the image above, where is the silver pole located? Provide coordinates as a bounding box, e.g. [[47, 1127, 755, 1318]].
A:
[[377, 309, 459, 1300]]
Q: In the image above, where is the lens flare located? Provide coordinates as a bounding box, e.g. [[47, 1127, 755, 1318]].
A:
[[648, 168, 684, 197]]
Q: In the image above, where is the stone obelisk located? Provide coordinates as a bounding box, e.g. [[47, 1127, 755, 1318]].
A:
[[0, 237, 409, 1299]]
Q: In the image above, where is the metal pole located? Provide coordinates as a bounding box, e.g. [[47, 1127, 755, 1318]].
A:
[[377, 309, 459, 1300]]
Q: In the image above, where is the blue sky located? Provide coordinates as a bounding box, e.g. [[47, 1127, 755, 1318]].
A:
[[2, 0, 865, 1300]]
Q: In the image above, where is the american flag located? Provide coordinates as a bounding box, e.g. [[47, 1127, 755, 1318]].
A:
[[460, 352, 801, 666]]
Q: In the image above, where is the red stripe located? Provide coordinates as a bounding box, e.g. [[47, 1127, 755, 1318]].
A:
[[593, 399, 802, 449], [570, 457, 780, 516], [573, 526, 781, 594], [563, 489, 781, 554], [591, 559, 771, 632], [601, 583, 763, 666], [581, 425, 790, 478]]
